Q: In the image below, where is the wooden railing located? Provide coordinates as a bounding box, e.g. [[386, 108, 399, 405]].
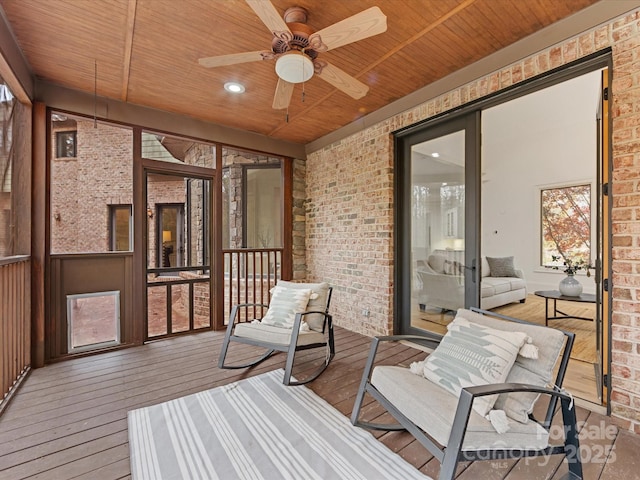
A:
[[222, 248, 282, 322], [0, 256, 30, 415]]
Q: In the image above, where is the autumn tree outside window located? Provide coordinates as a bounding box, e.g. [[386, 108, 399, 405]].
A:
[[540, 184, 591, 266]]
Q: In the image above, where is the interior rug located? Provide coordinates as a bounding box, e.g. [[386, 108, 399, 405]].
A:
[[128, 369, 431, 479]]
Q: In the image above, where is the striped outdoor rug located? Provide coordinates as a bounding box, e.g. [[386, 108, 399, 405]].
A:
[[128, 369, 431, 480]]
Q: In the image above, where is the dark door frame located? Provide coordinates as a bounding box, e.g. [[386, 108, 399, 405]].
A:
[[133, 154, 215, 343], [394, 111, 481, 336]]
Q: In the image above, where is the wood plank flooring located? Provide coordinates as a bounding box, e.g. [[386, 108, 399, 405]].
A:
[[0, 326, 638, 480]]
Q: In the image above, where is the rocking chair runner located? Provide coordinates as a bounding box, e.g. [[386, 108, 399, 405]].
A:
[[351, 307, 583, 480], [218, 281, 334, 385]]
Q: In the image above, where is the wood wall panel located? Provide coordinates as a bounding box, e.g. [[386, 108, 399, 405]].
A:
[[13, 101, 32, 255], [31, 102, 46, 368], [48, 254, 134, 361]]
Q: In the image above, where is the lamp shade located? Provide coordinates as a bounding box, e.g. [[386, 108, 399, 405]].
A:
[[275, 51, 314, 84], [162, 230, 172, 242]]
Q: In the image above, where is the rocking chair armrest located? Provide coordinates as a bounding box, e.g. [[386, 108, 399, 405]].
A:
[[299, 309, 329, 317], [461, 382, 572, 402], [447, 383, 577, 457], [299, 310, 333, 333], [375, 333, 444, 344], [360, 333, 444, 385], [226, 303, 270, 333], [462, 382, 577, 427]]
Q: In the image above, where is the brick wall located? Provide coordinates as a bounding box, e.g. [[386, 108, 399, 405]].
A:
[[51, 120, 134, 253], [306, 126, 394, 336], [305, 9, 640, 428]]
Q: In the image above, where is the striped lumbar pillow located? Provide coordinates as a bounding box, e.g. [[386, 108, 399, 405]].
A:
[[260, 285, 312, 329]]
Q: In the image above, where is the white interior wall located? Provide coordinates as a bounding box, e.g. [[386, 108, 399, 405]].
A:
[[481, 70, 601, 294]]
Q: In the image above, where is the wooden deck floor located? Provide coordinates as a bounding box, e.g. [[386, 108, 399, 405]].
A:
[[0, 327, 638, 480]]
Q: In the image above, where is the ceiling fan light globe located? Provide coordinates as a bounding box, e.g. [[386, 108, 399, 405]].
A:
[[275, 52, 313, 84]]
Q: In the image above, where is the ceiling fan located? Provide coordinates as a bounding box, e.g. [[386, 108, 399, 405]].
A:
[[198, 0, 387, 110]]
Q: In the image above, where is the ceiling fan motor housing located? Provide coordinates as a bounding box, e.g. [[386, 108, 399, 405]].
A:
[[271, 21, 318, 60]]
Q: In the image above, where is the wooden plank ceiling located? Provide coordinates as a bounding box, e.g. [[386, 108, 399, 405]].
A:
[[0, 0, 598, 145]]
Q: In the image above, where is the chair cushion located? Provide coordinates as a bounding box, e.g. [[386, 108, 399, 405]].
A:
[[260, 285, 312, 329], [422, 316, 528, 416], [276, 280, 330, 332], [486, 256, 517, 277], [233, 322, 326, 347], [372, 366, 549, 451], [456, 309, 566, 423]]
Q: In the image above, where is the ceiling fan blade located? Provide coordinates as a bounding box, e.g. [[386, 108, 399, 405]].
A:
[[246, 0, 291, 36], [317, 62, 369, 99], [272, 78, 294, 110], [198, 51, 268, 68], [311, 6, 387, 52]]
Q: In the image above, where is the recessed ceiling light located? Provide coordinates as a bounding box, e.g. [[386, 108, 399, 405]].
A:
[[431, 152, 440, 158], [224, 82, 245, 93]]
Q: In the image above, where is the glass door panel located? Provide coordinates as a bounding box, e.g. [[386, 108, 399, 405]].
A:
[[157, 204, 184, 270], [411, 131, 466, 334], [396, 112, 479, 337]]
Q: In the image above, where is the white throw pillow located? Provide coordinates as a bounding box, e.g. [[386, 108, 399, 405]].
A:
[[423, 316, 528, 416], [275, 281, 329, 332], [260, 285, 312, 329]]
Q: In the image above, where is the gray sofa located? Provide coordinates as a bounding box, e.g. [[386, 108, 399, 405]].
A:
[[417, 252, 527, 311]]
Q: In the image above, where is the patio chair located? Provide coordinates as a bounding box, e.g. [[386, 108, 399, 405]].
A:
[[351, 307, 582, 480], [218, 281, 334, 385]]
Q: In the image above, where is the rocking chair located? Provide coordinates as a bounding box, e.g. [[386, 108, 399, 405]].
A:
[[351, 307, 583, 480], [218, 281, 334, 385]]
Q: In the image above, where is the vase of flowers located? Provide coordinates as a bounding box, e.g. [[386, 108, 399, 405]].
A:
[[549, 255, 591, 297]]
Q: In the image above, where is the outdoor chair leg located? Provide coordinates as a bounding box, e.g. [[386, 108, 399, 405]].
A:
[[282, 314, 335, 386], [561, 397, 583, 479], [282, 344, 297, 385], [217, 323, 234, 369]]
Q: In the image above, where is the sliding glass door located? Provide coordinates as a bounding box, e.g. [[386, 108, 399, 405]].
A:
[[395, 112, 480, 335]]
